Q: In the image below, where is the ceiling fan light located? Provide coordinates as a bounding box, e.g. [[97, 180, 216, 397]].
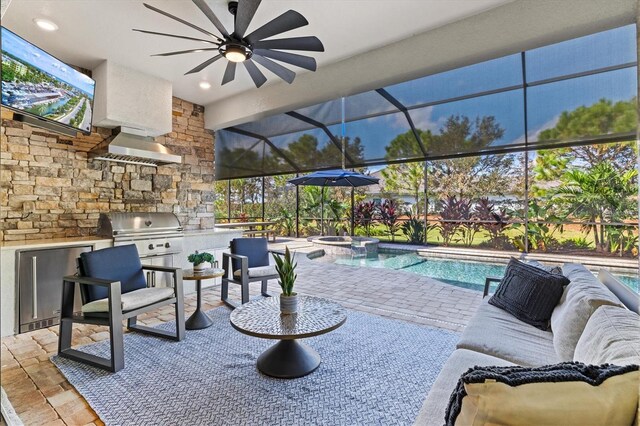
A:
[[224, 46, 248, 63]]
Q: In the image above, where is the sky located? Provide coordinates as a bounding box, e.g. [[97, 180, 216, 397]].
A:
[[1, 27, 95, 96]]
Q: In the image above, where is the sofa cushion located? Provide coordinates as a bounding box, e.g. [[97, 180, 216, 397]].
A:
[[574, 305, 640, 366], [82, 287, 175, 313], [414, 349, 515, 426], [526, 259, 563, 275], [445, 362, 639, 426], [489, 258, 569, 330], [551, 263, 624, 361], [234, 265, 278, 279], [457, 300, 558, 367]]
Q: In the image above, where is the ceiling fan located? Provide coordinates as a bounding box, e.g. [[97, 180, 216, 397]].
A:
[[133, 0, 324, 88]]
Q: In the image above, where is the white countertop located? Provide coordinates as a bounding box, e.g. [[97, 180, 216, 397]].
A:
[[0, 236, 112, 251]]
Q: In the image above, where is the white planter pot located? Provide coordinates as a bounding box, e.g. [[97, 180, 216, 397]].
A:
[[280, 294, 298, 314], [193, 262, 208, 271]]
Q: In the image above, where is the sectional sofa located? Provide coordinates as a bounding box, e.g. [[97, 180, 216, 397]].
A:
[[416, 263, 640, 425]]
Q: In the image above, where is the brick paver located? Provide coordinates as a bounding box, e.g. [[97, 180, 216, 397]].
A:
[[1, 255, 482, 424]]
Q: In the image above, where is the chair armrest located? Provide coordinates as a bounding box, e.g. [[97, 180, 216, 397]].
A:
[[484, 277, 502, 298], [62, 275, 118, 288], [223, 252, 249, 261], [222, 252, 248, 280], [141, 265, 182, 273]]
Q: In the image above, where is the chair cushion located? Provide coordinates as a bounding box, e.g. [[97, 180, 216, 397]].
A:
[[550, 263, 624, 361], [82, 287, 175, 313], [415, 349, 516, 426], [234, 265, 278, 279], [79, 245, 147, 303], [230, 238, 270, 270], [489, 258, 569, 330], [457, 300, 558, 366], [445, 363, 639, 426], [574, 305, 640, 366]]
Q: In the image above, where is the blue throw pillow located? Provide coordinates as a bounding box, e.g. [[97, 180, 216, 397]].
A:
[[489, 258, 569, 330]]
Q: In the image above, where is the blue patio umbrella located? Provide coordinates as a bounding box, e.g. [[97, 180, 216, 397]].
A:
[[288, 170, 379, 235]]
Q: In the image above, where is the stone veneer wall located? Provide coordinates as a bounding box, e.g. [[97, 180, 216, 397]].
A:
[[0, 97, 215, 241]]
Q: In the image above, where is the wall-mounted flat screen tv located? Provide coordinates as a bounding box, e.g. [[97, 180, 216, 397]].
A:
[[1, 26, 95, 135]]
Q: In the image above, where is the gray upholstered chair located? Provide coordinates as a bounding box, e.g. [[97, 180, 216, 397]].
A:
[[58, 244, 185, 372], [221, 238, 276, 308]]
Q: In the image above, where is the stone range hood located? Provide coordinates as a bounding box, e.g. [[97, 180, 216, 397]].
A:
[[90, 126, 182, 166]]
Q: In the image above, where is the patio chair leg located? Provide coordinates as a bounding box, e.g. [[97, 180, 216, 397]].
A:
[[58, 280, 75, 354], [261, 279, 271, 297], [174, 273, 185, 341], [241, 279, 250, 304], [108, 283, 125, 372]]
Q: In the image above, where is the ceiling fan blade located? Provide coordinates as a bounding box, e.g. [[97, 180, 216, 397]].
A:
[[143, 3, 220, 41], [253, 49, 316, 71], [184, 54, 223, 75], [245, 10, 308, 44], [222, 62, 237, 85], [152, 48, 219, 57], [253, 36, 324, 52], [192, 0, 230, 38], [132, 29, 218, 44], [251, 55, 295, 84], [244, 60, 268, 88], [234, 0, 261, 38]]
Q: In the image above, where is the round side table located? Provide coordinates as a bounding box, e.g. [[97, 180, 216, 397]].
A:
[[183, 268, 225, 330]]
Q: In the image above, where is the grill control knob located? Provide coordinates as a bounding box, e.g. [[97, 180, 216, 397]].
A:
[[148, 244, 154, 250], [165, 242, 171, 248]]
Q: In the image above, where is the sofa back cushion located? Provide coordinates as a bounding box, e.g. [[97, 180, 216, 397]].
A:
[[551, 263, 624, 361], [489, 258, 569, 331], [574, 305, 640, 366]]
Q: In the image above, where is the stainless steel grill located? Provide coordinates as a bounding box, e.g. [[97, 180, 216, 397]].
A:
[[97, 212, 184, 286]]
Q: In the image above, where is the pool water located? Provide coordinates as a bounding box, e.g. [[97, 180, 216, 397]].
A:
[[329, 252, 639, 293]]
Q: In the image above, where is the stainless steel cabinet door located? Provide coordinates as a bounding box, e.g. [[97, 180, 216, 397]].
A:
[[18, 246, 91, 333]]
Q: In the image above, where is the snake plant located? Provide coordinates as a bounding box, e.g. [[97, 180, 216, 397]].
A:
[[272, 246, 297, 296]]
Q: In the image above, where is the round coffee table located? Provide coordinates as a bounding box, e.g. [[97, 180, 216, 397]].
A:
[[230, 295, 346, 379], [182, 268, 225, 330]]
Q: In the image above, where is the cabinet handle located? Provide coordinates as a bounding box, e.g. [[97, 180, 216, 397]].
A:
[[31, 257, 38, 319], [146, 271, 151, 287]]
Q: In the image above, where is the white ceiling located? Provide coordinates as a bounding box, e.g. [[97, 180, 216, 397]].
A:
[[2, 0, 512, 107]]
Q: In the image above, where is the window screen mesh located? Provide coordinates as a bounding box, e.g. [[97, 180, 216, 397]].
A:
[[215, 25, 637, 180]]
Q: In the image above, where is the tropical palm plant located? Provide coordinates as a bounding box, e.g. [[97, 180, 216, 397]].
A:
[[553, 161, 637, 252]]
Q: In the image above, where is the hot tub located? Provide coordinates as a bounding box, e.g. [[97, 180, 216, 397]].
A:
[[309, 236, 379, 256]]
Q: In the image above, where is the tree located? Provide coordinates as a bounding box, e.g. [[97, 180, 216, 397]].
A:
[[553, 161, 637, 252], [428, 116, 521, 199], [532, 98, 637, 194], [381, 130, 427, 213]]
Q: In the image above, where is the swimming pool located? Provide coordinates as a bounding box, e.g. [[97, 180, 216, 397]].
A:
[[323, 251, 639, 293]]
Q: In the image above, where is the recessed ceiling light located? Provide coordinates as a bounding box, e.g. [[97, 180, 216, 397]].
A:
[[199, 81, 211, 90], [33, 18, 58, 31]]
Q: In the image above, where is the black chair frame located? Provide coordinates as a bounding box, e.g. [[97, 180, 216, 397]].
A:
[[221, 252, 278, 309], [58, 265, 185, 372], [484, 277, 501, 298]]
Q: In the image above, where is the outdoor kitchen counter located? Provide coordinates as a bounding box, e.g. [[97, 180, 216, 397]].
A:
[[0, 237, 113, 338], [0, 236, 112, 250]]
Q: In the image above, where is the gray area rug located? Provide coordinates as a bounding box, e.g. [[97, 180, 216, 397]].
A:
[[52, 307, 458, 426]]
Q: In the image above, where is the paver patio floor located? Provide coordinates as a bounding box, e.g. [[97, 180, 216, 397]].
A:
[[1, 247, 482, 425]]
